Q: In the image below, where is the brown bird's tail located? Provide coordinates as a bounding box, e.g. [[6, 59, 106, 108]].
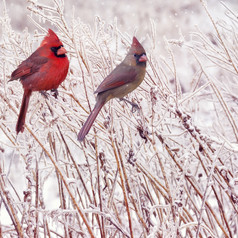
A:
[[16, 90, 32, 134], [78, 99, 105, 141]]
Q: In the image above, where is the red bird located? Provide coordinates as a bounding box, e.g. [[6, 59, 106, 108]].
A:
[[78, 37, 147, 141], [10, 29, 69, 134]]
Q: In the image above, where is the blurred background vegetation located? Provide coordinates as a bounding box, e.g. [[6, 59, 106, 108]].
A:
[[1, 0, 238, 237]]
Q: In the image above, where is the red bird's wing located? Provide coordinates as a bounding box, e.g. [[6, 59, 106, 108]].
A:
[[10, 50, 48, 81], [95, 64, 137, 94]]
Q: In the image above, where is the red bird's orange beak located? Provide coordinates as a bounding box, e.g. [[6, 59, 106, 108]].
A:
[[139, 54, 147, 62], [57, 46, 67, 56]]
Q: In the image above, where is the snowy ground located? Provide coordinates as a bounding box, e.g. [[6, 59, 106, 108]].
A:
[[0, 0, 238, 237]]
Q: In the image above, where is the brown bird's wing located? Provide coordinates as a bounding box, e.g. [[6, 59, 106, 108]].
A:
[[10, 50, 48, 81], [95, 64, 137, 94]]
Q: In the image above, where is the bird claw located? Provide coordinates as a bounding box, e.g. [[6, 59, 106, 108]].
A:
[[40, 89, 58, 99], [120, 98, 140, 113], [131, 103, 140, 113], [51, 89, 58, 99], [40, 90, 49, 99]]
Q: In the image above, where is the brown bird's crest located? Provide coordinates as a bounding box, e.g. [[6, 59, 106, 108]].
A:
[[78, 36, 147, 141], [129, 37, 145, 55], [132, 37, 142, 48]]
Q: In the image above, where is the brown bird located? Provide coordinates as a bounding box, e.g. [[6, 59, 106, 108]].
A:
[[10, 29, 69, 134], [78, 37, 147, 141]]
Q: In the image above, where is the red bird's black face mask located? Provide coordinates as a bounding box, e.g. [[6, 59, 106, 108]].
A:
[[51, 45, 67, 58], [9, 29, 69, 134]]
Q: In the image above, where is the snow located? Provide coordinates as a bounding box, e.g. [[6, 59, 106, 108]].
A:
[[1, 0, 238, 237]]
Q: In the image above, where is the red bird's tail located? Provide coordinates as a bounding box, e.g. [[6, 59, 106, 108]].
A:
[[78, 99, 105, 141], [16, 90, 32, 134]]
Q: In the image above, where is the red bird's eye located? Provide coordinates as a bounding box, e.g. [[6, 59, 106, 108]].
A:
[[51, 47, 58, 53], [10, 29, 69, 134], [51, 45, 66, 58]]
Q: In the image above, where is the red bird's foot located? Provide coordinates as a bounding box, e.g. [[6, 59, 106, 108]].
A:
[[51, 89, 58, 99], [40, 90, 50, 99], [120, 98, 140, 113], [40, 89, 58, 99], [10, 29, 69, 135]]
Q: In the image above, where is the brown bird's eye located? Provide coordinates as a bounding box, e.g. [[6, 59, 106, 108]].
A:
[[134, 54, 138, 57]]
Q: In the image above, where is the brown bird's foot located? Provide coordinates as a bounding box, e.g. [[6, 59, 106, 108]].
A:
[[40, 90, 49, 99], [51, 89, 58, 99], [120, 98, 140, 113]]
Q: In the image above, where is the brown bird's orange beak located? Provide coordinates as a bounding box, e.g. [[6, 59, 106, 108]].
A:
[[57, 46, 67, 56], [139, 54, 147, 62]]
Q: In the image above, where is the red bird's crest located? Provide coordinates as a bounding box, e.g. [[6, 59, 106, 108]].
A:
[[40, 29, 62, 47], [10, 28, 69, 134]]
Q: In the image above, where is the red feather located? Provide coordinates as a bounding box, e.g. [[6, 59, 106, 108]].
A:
[[10, 29, 69, 134], [10, 51, 48, 81], [40, 29, 61, 47]]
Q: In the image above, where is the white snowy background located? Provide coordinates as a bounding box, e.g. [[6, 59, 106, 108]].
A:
[[0, 0, 238, 237]]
